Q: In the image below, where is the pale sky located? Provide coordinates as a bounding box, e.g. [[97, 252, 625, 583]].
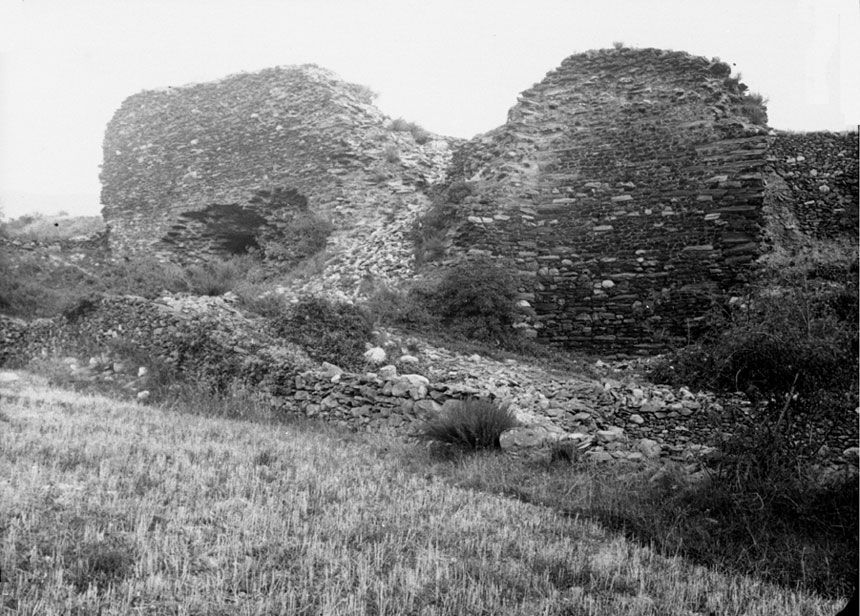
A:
[[0, 0, 858, 218]]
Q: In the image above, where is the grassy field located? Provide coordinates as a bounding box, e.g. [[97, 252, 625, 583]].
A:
[[0, 374, 846, 615]]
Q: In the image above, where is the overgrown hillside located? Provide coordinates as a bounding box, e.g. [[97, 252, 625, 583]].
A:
[[0, 375, 848, 615]]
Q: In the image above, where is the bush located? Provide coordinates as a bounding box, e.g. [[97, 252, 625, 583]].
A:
[[99, 257, 189, 298], [445, 181, 475, 205], [429, 258, 522, 347], [389, 117, 431, 144], [264, 212, 332, 266], [411, 182, 474, 264], [649, 285, 857, 462], [183, 257, 250, 296], [361, 262, 535, 356], [0, 213, 105, 242], [349, 83, 378, 104], [0, 250, 99, 317], [363, 284, 438, 331], [237, 289, 290, 319], [271, 296, 373, 371], [383, 144, 400, 163], [646, 283, 859, 595], [650, 286, 857, 405], [416, 398, 519, 450], [734, 91, 768, 126]]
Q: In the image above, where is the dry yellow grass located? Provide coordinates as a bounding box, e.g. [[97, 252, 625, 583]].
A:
[[0, 374, 844, 615]]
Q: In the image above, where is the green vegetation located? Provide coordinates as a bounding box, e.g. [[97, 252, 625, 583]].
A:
[[415, 398, 520, 450], [646, 278, 858, 597], [0, 250, 271, 318], [349, 82, 378, 104], [411, 180, 474, 264], [402, 440, 857, 600], [735, 91, 769, 125], [0, 380, 846, 614], [363, 257, 533, 356], [383, 144, 400, 163], [263, 210, 333, 266], [271, 296, 374, 371], [0, 212, 105, 241], [426, 258, 522, 347], [1, 170, 856, 609], [389, 117, 431, 144]]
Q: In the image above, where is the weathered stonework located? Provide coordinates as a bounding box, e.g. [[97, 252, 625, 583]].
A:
[[101, 65, 456, 285], [2, 293, 856, 459], [99, 50, 856, 353], [443, 48, 772, 352], [766, 131, 859, 239]]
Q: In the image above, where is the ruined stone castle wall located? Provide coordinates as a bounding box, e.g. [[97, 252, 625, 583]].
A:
[[767, 130, 858, 239], [445, 48, 771, 352], [100, 65, 449, 270]]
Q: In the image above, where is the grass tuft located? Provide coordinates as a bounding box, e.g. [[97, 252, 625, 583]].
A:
[[415, 398, 520, 450]]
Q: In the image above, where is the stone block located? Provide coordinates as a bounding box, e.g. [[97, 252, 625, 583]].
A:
[[596, 426, 626, 443], [636, 438, 662, 459]]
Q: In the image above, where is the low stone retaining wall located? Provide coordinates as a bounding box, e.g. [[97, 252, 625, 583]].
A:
[[2, 293, 856, 470]]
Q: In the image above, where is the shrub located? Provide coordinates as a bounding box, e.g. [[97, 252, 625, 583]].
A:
[[183, 256, 262, 296], [647, 282, 859, 595], [0, 214, 105, 242], [411, 182, 474, 264], [364, 285, 431, 328], [0, 250, 98, 317], [237, 288, 290, 319], [734, 91, 768, 125], [61, 294, 102, 323], [389, 117, 431, 144], [428, 258, 521, 347], [99, 257, 189, 298], [383, 144, 400, 163], [265, 212, 333, 266], [650, 286, 857, 408], [390, 117, 411, 132], [445, 181, 475, 205], [271, 296, 373, 371], [349, 83, 378, 104], [415, 398, 519, 450]]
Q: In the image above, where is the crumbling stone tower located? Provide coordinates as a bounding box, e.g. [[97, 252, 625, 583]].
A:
[[100, 64, 452, 276], [444, 47, 771, 352]]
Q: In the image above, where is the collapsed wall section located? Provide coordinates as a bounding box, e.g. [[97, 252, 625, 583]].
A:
[[445, 48, 771, 353]]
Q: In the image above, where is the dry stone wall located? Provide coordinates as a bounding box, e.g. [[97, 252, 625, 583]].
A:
[[101, 65, 457, 291], [766, 130, 859, 239], [2, 294, 856, 462], [98, 51, 855, 354], [0, 295, 500, 438], [443, 48, 771, 353]]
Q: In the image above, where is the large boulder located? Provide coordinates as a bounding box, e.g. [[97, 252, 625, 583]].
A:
[[500, 424, 589, 463]]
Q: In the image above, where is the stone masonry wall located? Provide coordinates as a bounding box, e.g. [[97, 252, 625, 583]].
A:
[[767, 130, 859, 239], [2, 294, 856, 461], [101, 65, 456, 290], [444, 48, 771, 353], [0, 295, 497, 438]]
